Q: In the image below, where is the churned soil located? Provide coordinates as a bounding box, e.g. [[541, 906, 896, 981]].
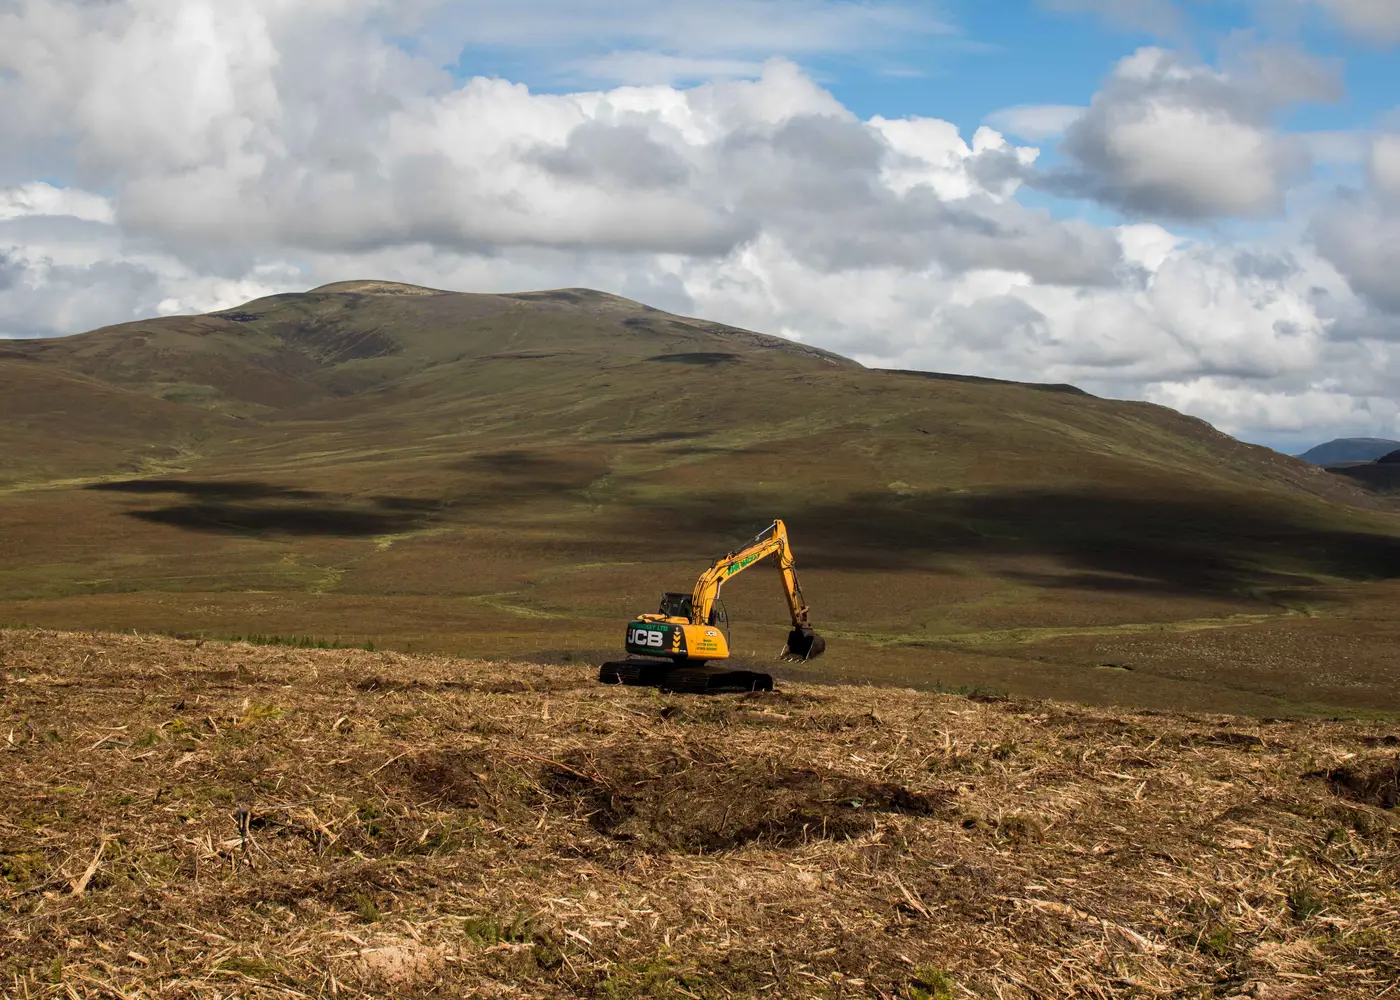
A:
[[2, 628, 1398, 998]]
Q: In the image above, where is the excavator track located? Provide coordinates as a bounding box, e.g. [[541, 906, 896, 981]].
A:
[[599, 660, 774, 694]]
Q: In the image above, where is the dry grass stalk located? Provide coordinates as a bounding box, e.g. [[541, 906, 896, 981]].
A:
[[1, 627, 1397, 998]]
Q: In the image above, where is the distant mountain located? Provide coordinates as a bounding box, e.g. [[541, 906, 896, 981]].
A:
[[1298, 438, 1400, 465]]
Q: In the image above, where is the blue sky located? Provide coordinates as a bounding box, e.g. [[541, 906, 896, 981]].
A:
[[436, 0, 1394, 244], [444, 1, 1395, 139]]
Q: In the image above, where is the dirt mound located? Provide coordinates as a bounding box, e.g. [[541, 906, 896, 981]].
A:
[[548, 746, 952, 852], [391, 749, 494, 808], [1324, 755, 1400, 809]]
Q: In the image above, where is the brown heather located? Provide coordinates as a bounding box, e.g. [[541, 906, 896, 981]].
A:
[[5, 282, 1400, 718]]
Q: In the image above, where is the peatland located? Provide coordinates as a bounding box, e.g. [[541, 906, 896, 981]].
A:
[[4, 281, 1400, 717], [2, 628, 1398, 998]]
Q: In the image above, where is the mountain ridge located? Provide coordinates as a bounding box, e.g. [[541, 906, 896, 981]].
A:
[[4, 281, 860, 417], [0, 280, 1373, 508], [2, 280, 1399, 714]]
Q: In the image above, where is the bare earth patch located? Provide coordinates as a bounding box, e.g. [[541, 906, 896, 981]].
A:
[[1, 628, 1398, 998]]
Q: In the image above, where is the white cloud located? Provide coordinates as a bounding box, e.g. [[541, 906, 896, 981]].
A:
[[1042, 46, 1335, 219], [984, 105, 1086, 142], [0, 0, 1398, 450], [1147, 380, 1400, 445], [1302, 130, 1372, 166], [1306, 0, 1400, 43], [1117, 222, 1182, 271], [1, 3, 1111, 283], [871, 119, 1042, 203], [0, 212, 299, 339], [1370, 132, 1400, 202], [1311, 194, 1400, 314], [0, 183, 114, 224]]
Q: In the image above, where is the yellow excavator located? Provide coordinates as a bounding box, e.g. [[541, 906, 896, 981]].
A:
[[598, 520, 825, 692]]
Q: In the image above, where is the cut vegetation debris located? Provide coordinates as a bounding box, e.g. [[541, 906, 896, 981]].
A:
[[3, 629, 1398, 998]]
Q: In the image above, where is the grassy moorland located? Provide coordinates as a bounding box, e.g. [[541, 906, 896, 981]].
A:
[[2, 629, 1398, 998], [2, 281, 1399, 716]]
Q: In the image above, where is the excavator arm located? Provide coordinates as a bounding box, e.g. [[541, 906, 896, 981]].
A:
[[689, 520, 823, 660]]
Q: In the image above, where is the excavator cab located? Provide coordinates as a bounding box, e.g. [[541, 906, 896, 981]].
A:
[[660, 592, 728, 628], [657, 592, 693, 619]]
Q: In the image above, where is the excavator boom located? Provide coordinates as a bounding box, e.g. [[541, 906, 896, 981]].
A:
[[689, 520, 823, 660]]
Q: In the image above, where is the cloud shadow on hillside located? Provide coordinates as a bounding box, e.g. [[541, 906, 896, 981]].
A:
[[617, 488, 1400, 598], [450, 450, 609, 496], [88, 479, 324, 500], [87, 479, 439, 537]]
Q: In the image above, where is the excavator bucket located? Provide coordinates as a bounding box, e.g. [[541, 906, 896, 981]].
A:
[[783, 627, 826, 661]]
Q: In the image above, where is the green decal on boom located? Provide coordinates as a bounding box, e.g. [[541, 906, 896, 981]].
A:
[[725, 552, 763, 576]]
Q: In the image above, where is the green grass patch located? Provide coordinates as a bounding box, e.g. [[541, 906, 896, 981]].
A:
[[217, 956, 290, 981], [907, 967, 957, 1000], [352, 892, 382, 923], [599, 958, 723, 999], [1289, 884, 1325, 922]]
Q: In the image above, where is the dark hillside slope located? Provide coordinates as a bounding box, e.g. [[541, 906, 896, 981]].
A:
[[3, 281, 1400, 713], [1327, 457, 1400, 494]]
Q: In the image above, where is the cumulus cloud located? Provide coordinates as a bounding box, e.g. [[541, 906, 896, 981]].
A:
[[1370, 132, 1400, 202], [1036, 46, 1342, 220], [0, 183, 115, 224], [1306, 0, 1400, 43], [1148, 380, 1400, 446], [670, 220, 1352, 390], [984, 105, 1086, 142], [1305, 131, 1400, 319], [0, 0, 1398, 450], [1311, 195, 1400, 315], [0, 178, 299, 338], [0, 236, 292, 340], [1, 0, 1113, 280]]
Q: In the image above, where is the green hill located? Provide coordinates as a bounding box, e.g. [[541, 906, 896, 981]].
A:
[[3, 280, 1399, 716]]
